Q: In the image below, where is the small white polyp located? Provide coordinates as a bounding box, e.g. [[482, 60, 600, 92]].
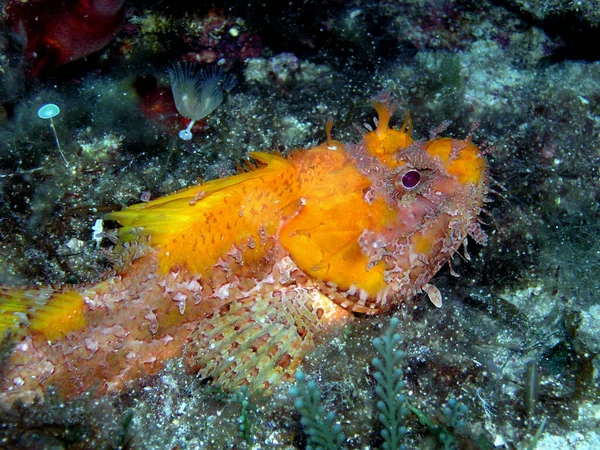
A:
[[179, 120, 195, 141]]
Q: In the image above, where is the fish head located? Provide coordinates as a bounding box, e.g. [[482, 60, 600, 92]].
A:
[[303, 101, 491, 313]]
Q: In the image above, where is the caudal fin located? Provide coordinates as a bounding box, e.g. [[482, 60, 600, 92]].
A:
[[0, 286, 86, 341]]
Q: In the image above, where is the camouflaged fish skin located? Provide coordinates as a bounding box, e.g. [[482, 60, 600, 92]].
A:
[[0, 97, 489, 406]]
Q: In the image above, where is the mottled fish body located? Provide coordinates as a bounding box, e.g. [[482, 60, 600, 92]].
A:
[[0, 98, 488, 406]]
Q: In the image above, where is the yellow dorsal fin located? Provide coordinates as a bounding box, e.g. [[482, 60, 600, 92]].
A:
[[106, 152, 296, 275], [107, 152, 290, 237]]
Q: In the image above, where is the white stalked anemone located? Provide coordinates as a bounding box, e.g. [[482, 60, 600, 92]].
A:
[[38, 103, 69, 167], [168, 63, 229, 141]]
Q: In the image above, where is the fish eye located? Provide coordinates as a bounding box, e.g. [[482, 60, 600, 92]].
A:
[[400, 169, 421, 189]]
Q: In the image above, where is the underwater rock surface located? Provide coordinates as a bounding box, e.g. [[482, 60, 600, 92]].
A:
[[0, 0, 599, 448]]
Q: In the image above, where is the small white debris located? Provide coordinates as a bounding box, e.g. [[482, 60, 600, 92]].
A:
[[493, 434, 507, 446], [66, 237, 84, 252], [578, 95, 590, 105], [92, 219, 104, 246]]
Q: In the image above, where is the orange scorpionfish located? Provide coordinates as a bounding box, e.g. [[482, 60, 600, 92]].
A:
[[0, 97, 489, 407]]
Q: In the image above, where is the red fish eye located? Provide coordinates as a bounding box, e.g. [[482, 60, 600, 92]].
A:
[[401, 170, 421, 189]]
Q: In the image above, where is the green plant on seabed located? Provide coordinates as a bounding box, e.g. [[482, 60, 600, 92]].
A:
[[290, 317, 409, 450], [232, 385, 255, 445], [372, 316, 409, 450], [407, 398, 468, 450], [287, 314, 551, 449], [290, 370, 347, 450], [290, 317, 480, 449]]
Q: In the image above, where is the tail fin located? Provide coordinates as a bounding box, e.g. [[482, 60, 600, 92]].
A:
[[0, 286, 85, 342]]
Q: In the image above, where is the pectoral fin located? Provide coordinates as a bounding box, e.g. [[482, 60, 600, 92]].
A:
[[184, 286, 352, 393]]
